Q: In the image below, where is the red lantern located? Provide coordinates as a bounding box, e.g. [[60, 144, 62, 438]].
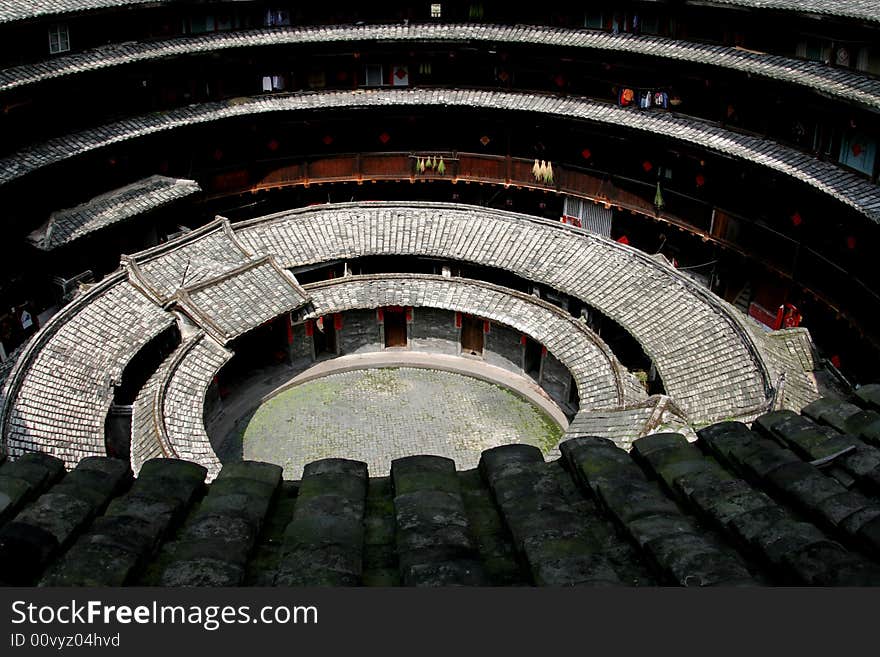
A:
[[791, 212, 802, 227], [379, 132, 391, 144], [642, 160, 653, 173], [581, 148, 592, 160]]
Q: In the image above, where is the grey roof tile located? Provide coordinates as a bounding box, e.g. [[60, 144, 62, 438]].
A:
[[236, 202, 798, 422], [1, 24, 877, 112], [175, 256, 310, 344], [689, 0, 880, 24], [1, 88, 876, 222], [304, 273, 634, 412], [27, 176, 200, 251]]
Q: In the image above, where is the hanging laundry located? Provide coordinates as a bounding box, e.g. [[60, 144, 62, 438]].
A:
[[653, 91, 668, 109], [618, 88, 635, 107], [639, 90, 653, 109]]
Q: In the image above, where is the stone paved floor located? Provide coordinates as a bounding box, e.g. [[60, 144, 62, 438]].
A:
[[232, 367, 563, 477]]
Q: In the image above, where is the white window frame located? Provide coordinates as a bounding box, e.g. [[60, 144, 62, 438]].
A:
[[48, 24, 70, 54], [364, 64, 385, 87], [261, 75, 286, 92], [430, 4, 442, 19]]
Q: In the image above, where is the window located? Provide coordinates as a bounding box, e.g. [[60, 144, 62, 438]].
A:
[[307, 70, 326, 89], [261, 75, 286, 92], [838, 130, 877, 176], [856, 46, 880, 75], [391, 65, 409, 86], [640, 15, 661, 35], [430, 4, 442, 19], [265, 9, 291, 26], [48, 24, 70, 54], [190, 15, 216, 34], [364, 64, 384, 87], [584, 12, 604, 30], [797, 38, 830, 63]]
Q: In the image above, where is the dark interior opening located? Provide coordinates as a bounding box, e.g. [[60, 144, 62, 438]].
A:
[[523, 336, 543, 380], [568, 374, 580, 407], [113, 324, 180, 405], [313, 315, 338, 357], [217, 316, 290, 396], [383, 307, 407, 348]]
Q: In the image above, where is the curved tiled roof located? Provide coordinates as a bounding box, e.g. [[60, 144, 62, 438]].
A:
[[2, 24, 878, 112], [0, 1, 875, 26], [131, 332, 231, 481], [174, 256, 310, 344], [130, 341, 177, 472], [564, 395, 696, 452], [2, 89, 877, 222], [27, 175, 200, 251], [301, 274, 635, 411], [0, 273, 174, 466], [234, 202, 784, 422], [0, 0, 162, 24], [0, 202, 818, 468], [123, 217, 252, 304], [4, 392, 880, 586], [689, 1, 880, 24], [132, 273, 639, 482]]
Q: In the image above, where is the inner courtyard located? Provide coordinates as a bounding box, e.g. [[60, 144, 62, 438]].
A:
[[229, 367, 563, 477]]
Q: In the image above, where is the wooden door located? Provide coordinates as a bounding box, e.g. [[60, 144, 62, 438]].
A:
[[461, 314, 484, 355], [384, 308, 407, 347]]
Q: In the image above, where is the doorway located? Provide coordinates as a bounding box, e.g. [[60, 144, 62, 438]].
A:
[[523, 336, 543, 380], [313, 315, 337, 357], [460, 314, 484, 356], [384, 307, 407, 348]]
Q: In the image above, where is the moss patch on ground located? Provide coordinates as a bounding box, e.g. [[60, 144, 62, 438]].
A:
[[230, 367, 563, 476]]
